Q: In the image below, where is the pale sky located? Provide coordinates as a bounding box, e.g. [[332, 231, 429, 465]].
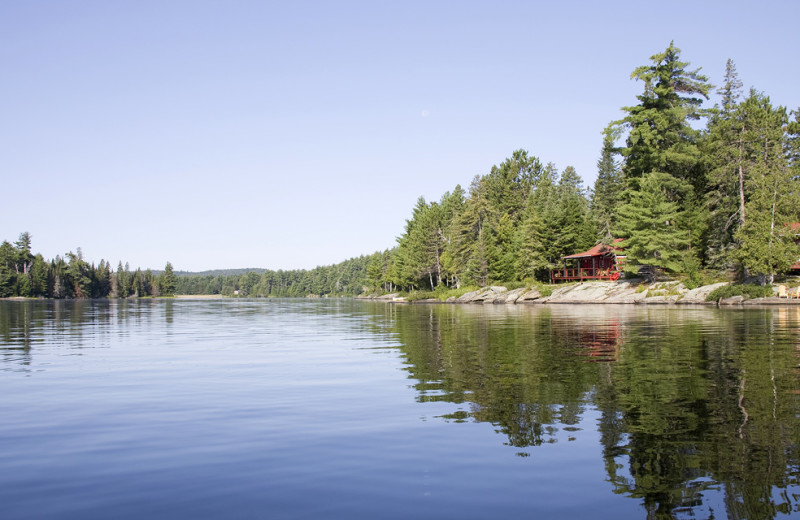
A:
[[2, 1, 797, 272]]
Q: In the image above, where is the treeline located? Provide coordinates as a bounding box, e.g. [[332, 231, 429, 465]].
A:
[[0, 232, 177, 298], [175, 256, 370, 297], [0, 231, 371, 299], [6, 43, 799, 298], [368, 42, 800, 292]]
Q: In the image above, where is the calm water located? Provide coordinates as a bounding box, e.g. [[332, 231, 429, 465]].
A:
[[1, 300, 799, 519]]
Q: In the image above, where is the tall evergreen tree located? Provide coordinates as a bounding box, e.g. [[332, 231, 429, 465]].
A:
[[452, 176, 494, 286], [704, 60, 746, 268], [591, 128, 623, 240], [615, 41, 712, 186], [555, 166, 594, 258], [161, 261, 177, 296], [611, 42, 713, 267], [730, 92, 799, 284], [515, 164, 562, 280], [614, 172, 692, 273], [0, 241, 16, 297]]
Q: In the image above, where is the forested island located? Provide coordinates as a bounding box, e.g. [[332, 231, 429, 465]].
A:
[[2, 43, 799, 299]]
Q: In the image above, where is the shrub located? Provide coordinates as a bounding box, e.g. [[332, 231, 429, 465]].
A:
[[706, 284, 773, 302]]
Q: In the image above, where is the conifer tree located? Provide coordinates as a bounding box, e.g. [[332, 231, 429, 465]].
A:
[[555, 166, 594, 258], [731, 92, 799, 284], [452, 176, 493, 286], [487, 212, 517, 282], [615, 42, 712, 186], [704, 59, 746, 268], [161, 262, 177, 296], [591, 128, 623, 240], [0, 241, 16, 297], [515, 164, 562, 280], [614, 172, 692, 273], [611, 42, 713, 267]]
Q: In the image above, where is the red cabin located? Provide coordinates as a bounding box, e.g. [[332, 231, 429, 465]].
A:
[[551, 240, 626, 282]]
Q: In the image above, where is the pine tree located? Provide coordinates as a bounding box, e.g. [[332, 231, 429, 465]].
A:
[[515, 164, 562, 280], [591, 128, 623, 240], [719, 58, 743, 114], [452, 176, 494, 286], [487, 212, 517, 282], [614, 172, 692, 273], [161, 262, 177, 296], [13, 232, 34, 296], [731, 92, 799, 284], [615, 42, 712, 186], [0, 241, 16, 297], [555, 166, 594, 258], [704, 59, 747, 268], [611, 42, 713, 267], [66, 249, 92, 299]]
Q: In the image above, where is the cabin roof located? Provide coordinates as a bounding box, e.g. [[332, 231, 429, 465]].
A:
[[562, 239, 624, 259]]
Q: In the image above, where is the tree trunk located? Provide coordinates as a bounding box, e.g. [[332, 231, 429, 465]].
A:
[[738, 127, 746, 229]]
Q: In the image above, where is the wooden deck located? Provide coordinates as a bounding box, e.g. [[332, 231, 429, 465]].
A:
[[551, 268, 621, 282]]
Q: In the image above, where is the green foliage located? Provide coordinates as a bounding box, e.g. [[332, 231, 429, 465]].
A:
[[591, 127, 623, 239], [705, 284, 773, 301], [161, 262, 177, 296], [4, 45, 799, 300], [614, 172, 692, 272], [614, 41, 711, 187], [728, 92, 799, 283], [0, 233, 189, 299], [680, 254, 707, 290], [514, 164, 563, 281]]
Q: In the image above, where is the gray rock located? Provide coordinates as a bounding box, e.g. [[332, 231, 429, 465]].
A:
[[501, 288, 527, 304], [455, 290, 482, 303], [679, 282, 728, 304], [642, 295, 670, 304], [473, 286, 508, 303], [516, 289, 543, 302], [719, 295, 744, 305]]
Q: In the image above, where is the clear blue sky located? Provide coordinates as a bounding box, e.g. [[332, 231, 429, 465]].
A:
[[2, 0, 797, 271]]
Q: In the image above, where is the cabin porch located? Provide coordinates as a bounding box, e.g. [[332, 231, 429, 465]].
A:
[[550, 241, 626, 283]]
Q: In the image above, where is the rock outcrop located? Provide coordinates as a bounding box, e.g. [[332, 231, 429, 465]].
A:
[[677, 283, 728, 304], [361, 280, 800, 305]]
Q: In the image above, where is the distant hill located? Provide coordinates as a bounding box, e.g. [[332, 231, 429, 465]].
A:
[[175, 268, 268, 277]]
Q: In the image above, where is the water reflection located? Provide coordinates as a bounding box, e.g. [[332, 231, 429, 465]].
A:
[[2, 300, 800, 518], [391, 304, 800, 519]]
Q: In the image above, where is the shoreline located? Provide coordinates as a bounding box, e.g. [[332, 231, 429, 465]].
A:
[[357, 281, 800, 306]]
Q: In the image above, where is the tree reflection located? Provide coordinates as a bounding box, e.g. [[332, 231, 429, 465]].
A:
[[391, 304, 800, 518]]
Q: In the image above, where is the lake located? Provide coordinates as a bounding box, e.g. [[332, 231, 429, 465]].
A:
[[1, 299, 799, 519]]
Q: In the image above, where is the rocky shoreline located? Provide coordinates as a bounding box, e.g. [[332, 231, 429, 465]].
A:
[[358, 280, 800, 306]]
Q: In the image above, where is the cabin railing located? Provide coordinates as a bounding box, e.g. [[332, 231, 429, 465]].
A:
[[551, 267, 620, 282]]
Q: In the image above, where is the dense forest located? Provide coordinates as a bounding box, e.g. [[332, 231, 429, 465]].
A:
[[172, 256, 370, 297], [376, 42, 800, 292], [0, 233, 178, 299], [3, 42, 799, 299], [0, 232, 370, 299]]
